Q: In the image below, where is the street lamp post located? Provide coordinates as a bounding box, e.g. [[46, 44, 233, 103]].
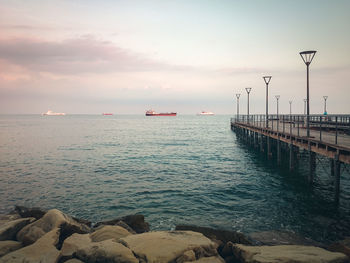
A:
[[263, 76, 272, 128], [245, 88, 252, 123], [323, 96, 328, 115], [275, 95, 280, 119], [289, 100, 292, 115], [300, 50, 317, 137], [236, 93, 241, 120], [303, 99, 307, 115]]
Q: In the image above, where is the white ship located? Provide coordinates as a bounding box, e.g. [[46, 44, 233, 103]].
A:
[[42, 110, 66, 116], [197, 111, 214, 116]]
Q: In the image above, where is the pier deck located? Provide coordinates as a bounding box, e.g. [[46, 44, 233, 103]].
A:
[[231, 114, 350, 203]]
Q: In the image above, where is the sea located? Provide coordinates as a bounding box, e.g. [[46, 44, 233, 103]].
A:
[[1, 114, 350, 243]]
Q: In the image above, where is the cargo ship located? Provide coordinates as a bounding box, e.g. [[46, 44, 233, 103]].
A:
[[145, 110, 177, 116], [42, 110, 66, 116]]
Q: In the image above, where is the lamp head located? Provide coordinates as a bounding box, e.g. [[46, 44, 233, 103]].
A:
[[299, 50, 317, 65], [289, 100, 293, 104], [275, 95, 280, 100], [263, 76, 272, 85], [245, 87, 252, 94], [323, 96, 328, 101], [236, 93, 241, 99]]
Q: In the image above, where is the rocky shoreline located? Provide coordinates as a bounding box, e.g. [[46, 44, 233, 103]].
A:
[[0, 206, 349, 263]]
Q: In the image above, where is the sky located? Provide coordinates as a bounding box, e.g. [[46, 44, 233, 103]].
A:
[[0, 0, 349, 114]]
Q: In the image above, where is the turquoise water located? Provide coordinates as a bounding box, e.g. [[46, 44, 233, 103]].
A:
[[0, 115, 349, 243]]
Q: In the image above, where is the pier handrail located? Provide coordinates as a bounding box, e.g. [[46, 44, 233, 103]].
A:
[[231, 114, 350, 146]]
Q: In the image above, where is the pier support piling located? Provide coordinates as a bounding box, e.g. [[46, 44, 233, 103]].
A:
[[277, 139, 281, 165], [334, 153, 341, 205], [331, 159, 335, 177], [289, 144, 294, 171], [308, 147, 316, 184], [260, 134, 264, 152], [267, 137, 272, 159]]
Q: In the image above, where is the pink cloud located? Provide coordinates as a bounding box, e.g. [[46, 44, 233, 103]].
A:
[[0, 36, 188, 75]]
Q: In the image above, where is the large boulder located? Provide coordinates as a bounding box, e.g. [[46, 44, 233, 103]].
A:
[[231, 244, 349, 263], [328, 238, 350, 258], [0, 217, 35, 241], [0, 228, 60, 263], [74, 239, 138, 263], [60, 225, 133, 260], [0, 241, 22, 257], [120, 231, 218, 263], [91, 225, 132, 242], [95, 214, 149, 233], [16, 209, 90, 245]]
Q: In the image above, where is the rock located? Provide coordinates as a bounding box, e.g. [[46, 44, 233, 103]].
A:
[[231, 244, 349, 263], [74, 239, 138, 263], [119, 214, 150, 233], [72, 216, 92, 228], [221, 242, 234, 258], [176, 225, 251, 245], [0, 217, 35, 241], [114, 220, 137, 234], [60, 225, 133, 260], [90, 225, 132, 242], [95, 214, 149, 233], [248, 230, 323, 247], [64, 259, 84, 263], [17, 209, 90, 245], [120, 231, 218, 263], [185, 256, 225, 263], [0, 214, 20, 222], [328, 238, 350, 258], [14, 205, 46, 220], [94, 220, 136, 234], [177, 250, 196, 262], [60, 233, 91, 260], [0, 228, 60, 263], [0, 241, 22, 257]]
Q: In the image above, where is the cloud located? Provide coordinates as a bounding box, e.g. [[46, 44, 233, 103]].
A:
[[0, 24, 53, 30], [0, 36, 189, 75]]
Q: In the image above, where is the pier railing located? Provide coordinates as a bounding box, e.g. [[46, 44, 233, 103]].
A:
[[231, 114, 350, 146]]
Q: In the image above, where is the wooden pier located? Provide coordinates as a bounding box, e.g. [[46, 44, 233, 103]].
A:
[[231, 114, 350, 204]]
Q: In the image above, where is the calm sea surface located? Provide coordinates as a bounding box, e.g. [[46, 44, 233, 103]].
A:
[[1, 115, 350, 243]]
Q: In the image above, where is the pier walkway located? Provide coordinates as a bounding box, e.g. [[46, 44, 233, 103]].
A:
[[231, 114, 350, 203]]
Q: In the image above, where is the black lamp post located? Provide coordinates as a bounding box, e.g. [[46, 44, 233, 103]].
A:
[[303, 99, 307, 115], [275, 95, 280, 119], [323, 96, 328, 115], [245, 87, 252, 123], [300, 50, 317, 137], [289, 100, 292, 115], [263, 76, 272, 128], [236, 93, 241, 120]]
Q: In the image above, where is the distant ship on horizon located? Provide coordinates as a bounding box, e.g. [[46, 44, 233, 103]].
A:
[[197, 111, 214, 116], [42, 110, 66, 116], [145, 110, 177, 116], [102, 113, 113, 115]]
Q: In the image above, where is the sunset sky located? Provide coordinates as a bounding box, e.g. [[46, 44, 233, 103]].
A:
[[0, 0, 349, 114]]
